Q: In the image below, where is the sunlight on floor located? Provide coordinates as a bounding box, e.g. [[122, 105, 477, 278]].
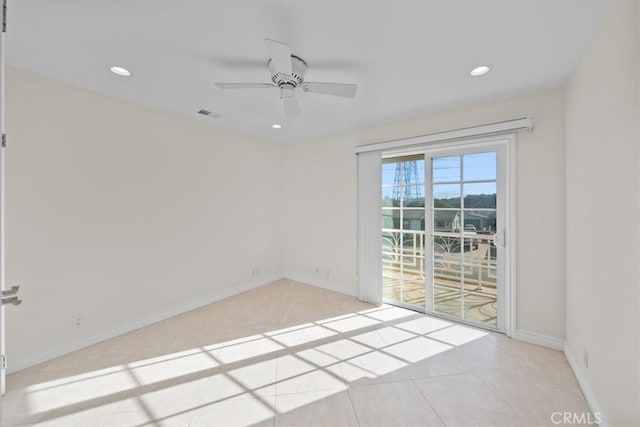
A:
[[2, 280, 588, 426]]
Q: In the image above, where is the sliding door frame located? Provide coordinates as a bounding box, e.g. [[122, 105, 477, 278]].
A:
[[381, 133, 516, 336]]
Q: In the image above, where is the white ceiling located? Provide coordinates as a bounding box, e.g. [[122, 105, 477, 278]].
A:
[[7, 0, 609, 143]]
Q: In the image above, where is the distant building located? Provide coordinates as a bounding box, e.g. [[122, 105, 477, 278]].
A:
[[383, 209, 496, 232]]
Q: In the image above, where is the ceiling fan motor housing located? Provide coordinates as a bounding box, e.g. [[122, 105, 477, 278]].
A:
[[269, 55, 307, 88]]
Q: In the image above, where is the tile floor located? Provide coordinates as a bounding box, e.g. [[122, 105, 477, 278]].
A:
[[2, 279, 591, 426]]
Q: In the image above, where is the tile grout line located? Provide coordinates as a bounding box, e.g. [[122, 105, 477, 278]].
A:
[[470, 370, 532, 424], [410, 376, 448, 426], [273, 333, 281, 427], [346, 386, 363, 427], [187, 348, 218, 427]]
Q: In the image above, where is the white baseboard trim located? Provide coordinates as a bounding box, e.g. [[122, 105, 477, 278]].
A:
[[511, 328, 564, 351], [563, 343, 607, 426], [283, 273, 358, 298], [7, 274, 281, 374]]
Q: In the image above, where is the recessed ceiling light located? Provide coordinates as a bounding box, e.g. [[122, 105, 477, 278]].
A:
[[110, 66, 131, 77], [272, 124, 282, 129], [470, 65, 491, 77]]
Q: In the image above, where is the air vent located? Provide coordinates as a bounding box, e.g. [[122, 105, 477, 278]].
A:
[[197, 109, 221, 118]]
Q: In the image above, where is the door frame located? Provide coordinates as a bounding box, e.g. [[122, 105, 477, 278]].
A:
[[0, 0, 6, 397], [0, 0, 7, 398], [381, 133, 517, 336]]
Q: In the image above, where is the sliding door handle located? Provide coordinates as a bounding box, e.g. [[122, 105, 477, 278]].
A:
[[1, 285, 19, 297], [2, 296, 21, 306]]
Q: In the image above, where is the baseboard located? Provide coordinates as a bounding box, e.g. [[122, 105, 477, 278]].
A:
[[7, 274, 281, 374], [563, 343, 607, 426], [511, 328, 564, 351], [283, 273, 358, 298]]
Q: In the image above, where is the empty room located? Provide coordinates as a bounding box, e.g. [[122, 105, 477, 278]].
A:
[[0, 0, 638, 426]]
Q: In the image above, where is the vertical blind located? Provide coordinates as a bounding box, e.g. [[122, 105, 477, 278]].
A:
[[357, 150, 382, 304]]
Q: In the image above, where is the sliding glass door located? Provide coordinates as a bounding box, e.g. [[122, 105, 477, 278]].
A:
[[428, 150, 502, 329], [382, 143, 507, 332]]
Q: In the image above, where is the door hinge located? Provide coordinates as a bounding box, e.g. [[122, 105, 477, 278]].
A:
[[1, 355, 6, 370], [2, 133, 5, 148], [2, 0, 6, 33]]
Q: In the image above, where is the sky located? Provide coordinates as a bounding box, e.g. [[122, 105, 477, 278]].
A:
[[382, 152, 497, 199]]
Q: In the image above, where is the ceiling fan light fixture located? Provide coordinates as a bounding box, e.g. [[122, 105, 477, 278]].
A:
[[272, 124, 282, 129], [110, 66, 132, 77], [214, 38, 358, 117], [470, 65, 491, 76]]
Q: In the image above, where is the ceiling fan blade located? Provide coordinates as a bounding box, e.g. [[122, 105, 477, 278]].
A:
[[264, 38, 293, 75], [302, 82, 357, 98], [215, 83, 275, 90], [281, 87, 301, 116]]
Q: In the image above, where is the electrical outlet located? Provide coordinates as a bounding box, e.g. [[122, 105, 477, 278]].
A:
[[314, 268, 320, 276], [72, 314, 85, 329], [583, 350, 589, 369]]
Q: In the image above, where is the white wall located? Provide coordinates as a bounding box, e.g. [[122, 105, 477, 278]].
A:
[[565, 1, 640, 425], [283, 88, 567, 341], [282, 132, 360, 296], [5, 68, 283, 365]]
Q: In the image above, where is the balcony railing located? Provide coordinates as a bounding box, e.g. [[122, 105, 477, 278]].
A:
[[382, 228, 497, 325]]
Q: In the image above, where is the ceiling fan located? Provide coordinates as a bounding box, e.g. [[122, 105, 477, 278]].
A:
[[215, 39, 358, 116]]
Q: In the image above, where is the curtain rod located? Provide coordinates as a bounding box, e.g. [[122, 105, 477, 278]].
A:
[[354, 117, 533, 154]]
